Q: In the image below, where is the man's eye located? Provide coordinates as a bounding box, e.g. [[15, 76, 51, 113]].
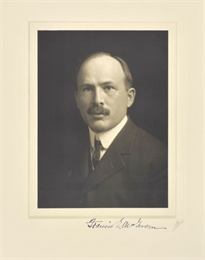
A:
[[83, 86, 92, 91], [104, 85, 115, 91]]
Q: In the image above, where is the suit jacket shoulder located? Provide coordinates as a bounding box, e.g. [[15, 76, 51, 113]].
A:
[[131, 122, 167, 170], [38, 117, 168, 208]]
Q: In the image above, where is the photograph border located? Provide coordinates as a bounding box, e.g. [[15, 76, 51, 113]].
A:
[[29, 22, 176, 217], [1, 1, 204, 259]]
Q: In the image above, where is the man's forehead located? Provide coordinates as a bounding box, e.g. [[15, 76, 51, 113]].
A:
[[83, 55, 120, 66], [77, 55, 125, 81]]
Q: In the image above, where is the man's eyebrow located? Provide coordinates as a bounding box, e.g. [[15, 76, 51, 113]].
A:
[[80, 83, 94, 87], [100, 81, 115, 86], [80, 81, 115, 87]]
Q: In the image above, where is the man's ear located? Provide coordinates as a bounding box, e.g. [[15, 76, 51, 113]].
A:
[[127, 88, 136, 108], [74, 91, 79, 109]]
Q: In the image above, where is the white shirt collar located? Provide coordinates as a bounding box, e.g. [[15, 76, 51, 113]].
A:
[[89, 116, 128, 149]]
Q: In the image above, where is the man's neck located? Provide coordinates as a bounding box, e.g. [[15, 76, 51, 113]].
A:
[[89, 115, 128, 150]]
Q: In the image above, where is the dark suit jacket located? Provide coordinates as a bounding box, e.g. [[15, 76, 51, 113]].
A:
[[38, 118, 168, 208]]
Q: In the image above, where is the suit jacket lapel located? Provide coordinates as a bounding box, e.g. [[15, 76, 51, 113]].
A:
[[66, 130, 92, 188], [84, 140, 125, 191], [75, 137, 92, 185], [83, 117, 138, 192]]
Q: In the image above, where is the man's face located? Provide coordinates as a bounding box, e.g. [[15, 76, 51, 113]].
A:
[[75, 55, 135, 133]]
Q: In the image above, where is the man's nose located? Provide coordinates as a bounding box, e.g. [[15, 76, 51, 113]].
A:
[[92, 87, 104, 105]]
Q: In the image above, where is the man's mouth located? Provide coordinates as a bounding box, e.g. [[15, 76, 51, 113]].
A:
[[92, 114, 105, 119], [92, 112, 104, 115]]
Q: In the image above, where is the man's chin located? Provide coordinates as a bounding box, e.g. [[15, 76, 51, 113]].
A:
[[89, 121, 108, 134]]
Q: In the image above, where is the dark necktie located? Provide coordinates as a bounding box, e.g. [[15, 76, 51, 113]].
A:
[[93, 139, 102, 168]]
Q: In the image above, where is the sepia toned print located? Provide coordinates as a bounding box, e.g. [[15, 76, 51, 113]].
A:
[[37, 31, 168, 208]]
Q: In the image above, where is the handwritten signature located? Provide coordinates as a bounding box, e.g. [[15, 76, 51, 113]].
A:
[[86, 218, 167, 230], [172, 219, 185, 231]]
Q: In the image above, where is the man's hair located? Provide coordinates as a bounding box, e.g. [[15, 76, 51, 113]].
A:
[[76, 52, 133, 90]]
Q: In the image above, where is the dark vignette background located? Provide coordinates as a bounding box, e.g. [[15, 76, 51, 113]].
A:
[[38, 31, 168, 207]]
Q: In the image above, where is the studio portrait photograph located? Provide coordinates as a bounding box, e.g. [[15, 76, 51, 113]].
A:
[[1, 1, 204, 259], [37, 30, 168, 208]]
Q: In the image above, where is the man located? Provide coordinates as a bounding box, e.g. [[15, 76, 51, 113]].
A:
[[39, 52, 168, 208]]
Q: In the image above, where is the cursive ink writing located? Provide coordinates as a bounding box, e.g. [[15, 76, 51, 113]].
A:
[[86, 218, 167, 230], [172, 219, 185, 231]]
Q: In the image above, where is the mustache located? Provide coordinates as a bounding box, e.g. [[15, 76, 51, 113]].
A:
[[87, 105, 110, 116]]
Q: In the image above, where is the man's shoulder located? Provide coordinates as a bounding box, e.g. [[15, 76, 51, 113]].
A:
[[135, 125, 167, 152], [123, 118, 167, 164]]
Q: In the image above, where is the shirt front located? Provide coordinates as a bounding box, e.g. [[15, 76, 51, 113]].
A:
[[89, 115, 128, 169]]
